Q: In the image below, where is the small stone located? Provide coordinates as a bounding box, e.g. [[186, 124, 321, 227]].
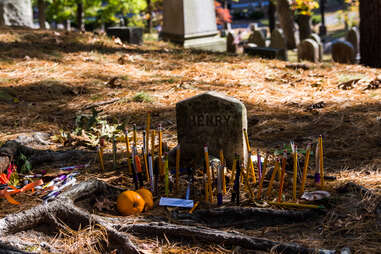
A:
[[298, 39, 319, 63], [332, 40, 355, 64]]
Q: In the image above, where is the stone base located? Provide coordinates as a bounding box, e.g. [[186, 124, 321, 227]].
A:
[[183, 36, 226, 52]]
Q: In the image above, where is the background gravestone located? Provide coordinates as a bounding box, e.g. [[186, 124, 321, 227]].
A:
[[345, 27, 360, 57], [0, 0, 33, 27], [332, 40, 355, 64], [269, 29, 287, 60], [176, 92, 248, 167], [162, 0, 225, 52], [308, 33, 323, 61], [298, 39, 319, 63], [248, 30, 266, 47], [226, 32, 236, 53]]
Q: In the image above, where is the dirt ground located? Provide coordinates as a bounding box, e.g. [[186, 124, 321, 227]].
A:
[[0, 28, 380, 253]]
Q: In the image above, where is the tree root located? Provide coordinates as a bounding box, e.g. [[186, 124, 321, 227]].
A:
[[0, 179, 336, 254], [172, 206, 323, 229]]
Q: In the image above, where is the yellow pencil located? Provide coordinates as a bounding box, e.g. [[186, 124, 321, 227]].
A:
[[293, 146, 298, 201], [99, 138, 105, 173], [158, 125, 163, 176], [278, 151, 287, 202], [204, 145, 213, 203], [243, 129, 256, 182], [256, 152, 269, 200], [241, 165, 255, 202], [98, 145, 105, 173], [300, 144, 311, 195], [176, 144, 180, 193], [146, 113, 151, 151], [144, 152, 149, 182], [219, 149, 226, 194], [189, 201, 200, 214], [319, 135, 324, 188], [124, 129, 132, 175], [133, 124, 137, 145], [265, 158, 280, 198], [230, 158, 237, 188]]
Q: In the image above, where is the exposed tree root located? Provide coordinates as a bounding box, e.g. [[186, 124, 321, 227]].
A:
[[0, 179, 336, 254], [118, 222, 334, 254], [172, 206, 323, 229]]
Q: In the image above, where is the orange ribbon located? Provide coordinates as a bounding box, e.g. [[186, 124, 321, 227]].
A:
[[0, 179, 44, 205]]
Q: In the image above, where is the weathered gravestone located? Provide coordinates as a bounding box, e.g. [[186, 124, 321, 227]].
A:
[[345, 26, 360, 57], [269, 29, 287, 60], [106, 27, 143, 44], [226, 32, 237, 53], [0, 0, 33, 27], [308, 33, 323, 61], [332, 40, 355, 64], [176, 92, 248, 167], [162, 0, 225, 52], [297, 39, 319, 63], [248, 30, 266, 47]]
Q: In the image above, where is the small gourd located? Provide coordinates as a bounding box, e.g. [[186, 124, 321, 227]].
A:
[[136, 188, 154, 210], [117, 190, 145, 216]]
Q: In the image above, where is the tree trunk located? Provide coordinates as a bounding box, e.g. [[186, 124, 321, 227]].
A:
[[276, 0, 297, 49], [146, 0, 152, 33], [360, 0, 381, 67], [268, 0, 276, 33], [296, 14, 312, 41], [37, 0, 46, 29], [76, 0, 85, 31]]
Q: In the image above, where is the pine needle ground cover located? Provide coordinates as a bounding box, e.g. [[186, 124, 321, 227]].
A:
[[0, 28, 380, 253]]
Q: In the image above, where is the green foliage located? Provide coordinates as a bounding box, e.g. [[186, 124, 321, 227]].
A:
[[39, 0, 147, 27], [17, 153, 32, 174], [132, 92, 153, 103], [311, 14, 321, 26]]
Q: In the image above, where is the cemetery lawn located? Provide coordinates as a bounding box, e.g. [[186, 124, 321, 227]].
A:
[[0, 28, 380, 253]]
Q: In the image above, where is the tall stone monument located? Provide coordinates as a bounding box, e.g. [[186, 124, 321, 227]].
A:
[[0, 0, 33, 27], [176, 92, 248, 167], [162, 0, 226, 52]]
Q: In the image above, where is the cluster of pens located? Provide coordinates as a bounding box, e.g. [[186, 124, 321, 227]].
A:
[[203, 129, 325, 209], [40, 171, 79, 203], [96, 113, 181, 196]]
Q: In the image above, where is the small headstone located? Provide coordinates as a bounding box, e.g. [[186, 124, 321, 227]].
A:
[[345, 26, 359, 56], [227, 32, 237, 53], [248, 30, 266, 47], [308, 33, 323, 61], [176, 92, 248, 167], [297, 39, 319, 63], [332, 40, 355, 64], [0, 0, 33, 27], [270, 29, 287, 60], [106, 27, 143, 45]]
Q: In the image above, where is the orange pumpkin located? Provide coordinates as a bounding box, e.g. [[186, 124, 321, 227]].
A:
[[117, 190, 145, 216], [136, 188, 154, 210]]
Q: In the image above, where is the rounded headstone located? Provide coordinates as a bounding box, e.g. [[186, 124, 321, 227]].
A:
[[308, 33, 323, 61], [332, 40, 355, 64], [345, 26, 359, 56], [248, 30, 266, 47], [270, 29, 286, 49], [176, 92, 248, 167], [0, 0, 33, 27], [298, 39, 319, 63]]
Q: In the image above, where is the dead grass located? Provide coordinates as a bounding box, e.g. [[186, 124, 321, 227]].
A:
[[0, 28, 381, 253]]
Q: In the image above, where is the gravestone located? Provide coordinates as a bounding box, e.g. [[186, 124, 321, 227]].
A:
[[269, 29, 287, 60], [345, 27, 359, 57], [162, 0, 225, 52], [106, 27, 143, 45], [297, 39, 319, 63], [0, 0, 33, 27], [176, 92, 248, 167], [308, 33, 323, 61], [245, 46, 285, 60], [332, 40, 355, 64], [227, 32, 237, 53], [248, 30, 266, 47]]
